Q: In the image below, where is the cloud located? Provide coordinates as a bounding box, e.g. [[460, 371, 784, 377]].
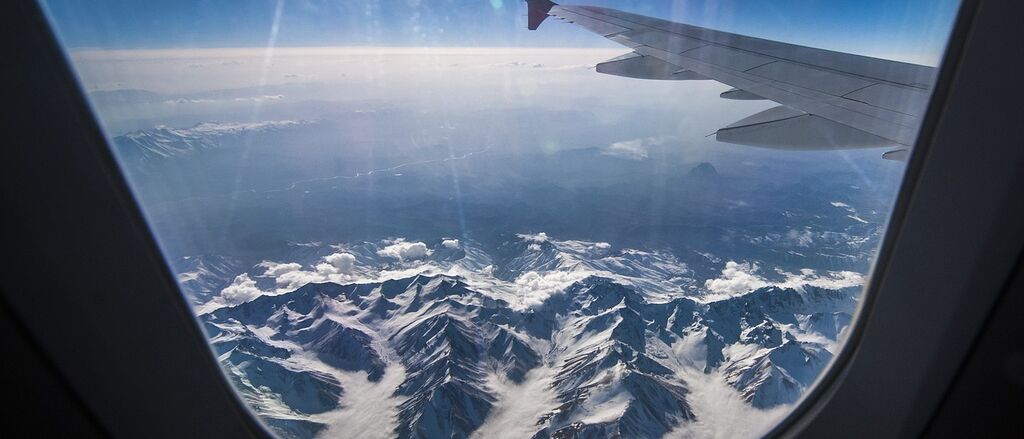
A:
[[489, 61, 592, 71], [512, 270, 594, 307], [323, 252, 357, 273], [259, 261, 302, 277], [705, 261, 866, 297], [785, 229, 814, 247], [163, 95, 284, 104], [602, 138, 650, 160], [778, 269, 864, 291], [219, 273, 265, 305], [601, 137, 675, 161], [247, 252, 364, 294], [704, 261, 769, 296], [234, 94, 284, 102], [518, 232, 549, 243], [670, 369, 792, 439], [164, 98, 216, 104], [377, 240, 431, 261], [528, 243, 543, 252], [441, 239, 460, 249], [258, 260, 326, 291], [272, 268, 326, 292], [829, 201, 869, 224]]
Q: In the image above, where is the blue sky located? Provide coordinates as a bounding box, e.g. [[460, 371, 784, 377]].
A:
[[44, 0, 959, 62]]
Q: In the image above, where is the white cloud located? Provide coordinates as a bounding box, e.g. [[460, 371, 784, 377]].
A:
[[272, 268, 326, 292], [258, 260, 328, 291], [219, 273, 265, 305], [259, 261, 302, 277], [602, 137, 675, 161], [778, 269, 864, 291], [829, 201, 868, 224], [603, 138, 650, 160], [234, 94, 284, 102], [528, 243, 543, 252], [512, 270, 594, 307], [705, 261, 866, 297], [377, 240, 431, 261], [323, 252, 357, 273], [518, 232, 549, 243], [163, 95, 284, 104], [441, 239, 460, 249], [164, 98, 216, 104], [704, 261, 769, 296], [670, 369, 792, 439], [247, 252, 363, 294], [785, 229, 814, 247], [847, 214, 869, 224]]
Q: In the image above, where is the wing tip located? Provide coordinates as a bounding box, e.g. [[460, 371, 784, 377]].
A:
[[526, 0, 557, 30]]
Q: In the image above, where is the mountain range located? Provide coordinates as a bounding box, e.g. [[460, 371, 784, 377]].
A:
[[197, 236, 858, 439]]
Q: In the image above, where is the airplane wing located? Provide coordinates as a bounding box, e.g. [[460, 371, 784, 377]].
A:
[[526, 0, 937, 158]]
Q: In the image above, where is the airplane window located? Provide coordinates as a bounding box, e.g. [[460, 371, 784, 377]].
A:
[[40, 0, 959, 437]]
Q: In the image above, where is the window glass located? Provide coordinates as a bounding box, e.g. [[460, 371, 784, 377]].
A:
[[42, 1, 958, 437]]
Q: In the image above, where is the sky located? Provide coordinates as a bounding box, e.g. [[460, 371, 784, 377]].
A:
[[43, 0, 960, 64]]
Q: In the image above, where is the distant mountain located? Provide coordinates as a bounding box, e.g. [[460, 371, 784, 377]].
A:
[[172, 255, 243, 304], [687, 162, 720, 182], [198, 236, 858, 439], [89, 89, 167, 106], [111, 120, 311, 166]]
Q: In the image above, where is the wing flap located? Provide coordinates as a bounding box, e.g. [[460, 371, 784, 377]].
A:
[[596, 52, 707, 80], [882, 149, 911, 161], [717, 105, 894, 150], [527, 0, 556, 30], [720, 88, 765, 100]]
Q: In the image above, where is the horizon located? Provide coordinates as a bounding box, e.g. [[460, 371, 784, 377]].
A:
[[43, 0, 958, 66]]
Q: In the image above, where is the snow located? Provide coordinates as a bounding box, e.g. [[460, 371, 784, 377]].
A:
[[198, 233, 863, 439]]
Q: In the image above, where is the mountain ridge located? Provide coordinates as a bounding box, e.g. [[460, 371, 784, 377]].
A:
[[201, 257, 856, 439]]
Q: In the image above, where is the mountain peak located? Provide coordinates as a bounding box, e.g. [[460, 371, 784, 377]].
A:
[[688, 161, 720, 180]]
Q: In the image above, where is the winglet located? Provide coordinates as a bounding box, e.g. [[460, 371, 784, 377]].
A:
[[526, 0, 556, 30]]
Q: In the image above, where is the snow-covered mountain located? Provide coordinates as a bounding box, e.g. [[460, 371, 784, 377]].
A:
[[197, 235, 859, 439], [173, 255, 243, 304], [112, 120, 310, 166]]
